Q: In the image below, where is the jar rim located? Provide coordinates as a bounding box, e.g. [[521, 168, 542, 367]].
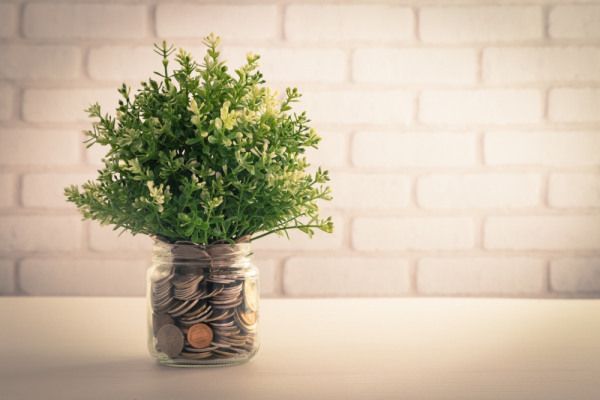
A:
[[152, 235, 252, 264]]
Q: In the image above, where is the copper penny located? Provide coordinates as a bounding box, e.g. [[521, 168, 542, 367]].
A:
[[187, 323, 214, 349]]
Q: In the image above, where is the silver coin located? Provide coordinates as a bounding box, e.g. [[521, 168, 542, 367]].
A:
[[152, 313, 174, 335], [156, 324, 184, 358]]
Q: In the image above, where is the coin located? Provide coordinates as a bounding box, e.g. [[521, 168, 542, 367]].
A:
[[149, 247, 259, 363], [244, 279, 258, 312], [152, 313, 174, 335], [187, 323, 214, 349], [156, 324, 184, 358]]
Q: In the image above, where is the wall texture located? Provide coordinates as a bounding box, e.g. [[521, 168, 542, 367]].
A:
[[0, 0, 599, 298]]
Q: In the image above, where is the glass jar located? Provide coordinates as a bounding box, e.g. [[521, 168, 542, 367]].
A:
[[146, 237, 260, 367]]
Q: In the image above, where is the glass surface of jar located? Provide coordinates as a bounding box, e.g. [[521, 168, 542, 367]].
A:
[[147, 238, 259, 367]]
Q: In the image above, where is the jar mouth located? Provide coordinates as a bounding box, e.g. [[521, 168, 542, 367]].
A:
[[152, 236, 253, 267]]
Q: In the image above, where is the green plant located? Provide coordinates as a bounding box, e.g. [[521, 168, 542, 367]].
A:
[[65, 34, 333, 244]]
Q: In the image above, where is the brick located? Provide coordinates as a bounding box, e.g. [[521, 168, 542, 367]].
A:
[[420, 6, 543, 43], [252, 258, 277, 296], [89, 222, 153, 252], [302, 90, 413, 125], [0, 3, 18, 38], [285, 4, 413, 42], [329, 172, 410, 209], [549, 88, 600, 123], [253, 213, 343, 251], [485, 216, 600, 250], [0, 129, 80, 166], [353, 48, 477, 85], [0, 83, 14, 121], [418, 174, 541, 209], [551, 258, 600, 293], [353, 217, 474, 251], [483, 47, 600, 84], [20, 258, 148, 296], [284, 257, 410, 296], [156, 4, 277, 40], [0, 216, 83, 252], [353, 132, 476, 168], [420, 90, 542, 125], [549, 174, 600, 208], [88, 46, 156, 81], [24, 3, 147, 39], [418, 258, 546, 295], [550, 6, 600, 39], [485, 132, 600, 166], [0, 259, 15, 294], [22, 173, 95, 209], [0, 45, 81, 80], [306, 131, 347, 168], [222, 47, 347, 83], [23, 89, 119, 123], [0, 174, 16, 208]]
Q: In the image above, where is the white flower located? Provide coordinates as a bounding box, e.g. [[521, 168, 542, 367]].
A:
[[147, 181, 166, 212]]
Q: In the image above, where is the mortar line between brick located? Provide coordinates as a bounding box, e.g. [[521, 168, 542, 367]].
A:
[[542, 4, 551, 41], [17, 1, 25, 39], [277, 257, 286, 297], [15, 173, 24, 207], [410, 257, 419, 296], [540, 172, 550, 208], [545, 259, 552, 295], [14, 258, 24, 295], [277, 3, 286, 42], [476, 47, 484, 84], [148, 2, 157, 38], [413, 7, 420, 43]]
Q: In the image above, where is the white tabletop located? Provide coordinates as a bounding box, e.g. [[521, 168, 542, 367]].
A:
[[0, 297, 599, 400]]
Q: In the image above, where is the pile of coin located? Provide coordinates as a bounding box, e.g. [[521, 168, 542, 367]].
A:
[[150, 257, 258, 363]]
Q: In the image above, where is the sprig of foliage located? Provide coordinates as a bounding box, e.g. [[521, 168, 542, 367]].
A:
[[65, 34, 333, 244]]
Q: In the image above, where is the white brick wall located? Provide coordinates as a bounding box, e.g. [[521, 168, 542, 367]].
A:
[[549, 174, 600, 208], [483, 47, 600, 84], [0, 130, 81, 166], [420, 90, 543, 125], [284, 257, 411, 296], [353, 132, 477, 167], [485, 132, 600, 166], [353, 48, 477, 85], [0, 4, 18, 38], [418, 258, 546, 295], [0, 216, 83, 252], [420, 6, 543, 43], [1, 0, 599, 298], [223, 47, 347, 84], [156, 4, 278, 40], [22, 173, 95, 208], [285, 5, 413, 42], [485, 216, 600, 250], [353, 217, 475, 251], [549, 89, 600, 123], [0, 174, 16, 208], [24, 4, 148, 39], [0, 83, 14, 121], [20, 258, 149, 296], [550, 258, 600, 293], [0, 45, 81, 80], [23, 89, 119, 122], [417, 174, 541, 209], [549, 6, 600, 39], [302, 90, 413, 125]]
